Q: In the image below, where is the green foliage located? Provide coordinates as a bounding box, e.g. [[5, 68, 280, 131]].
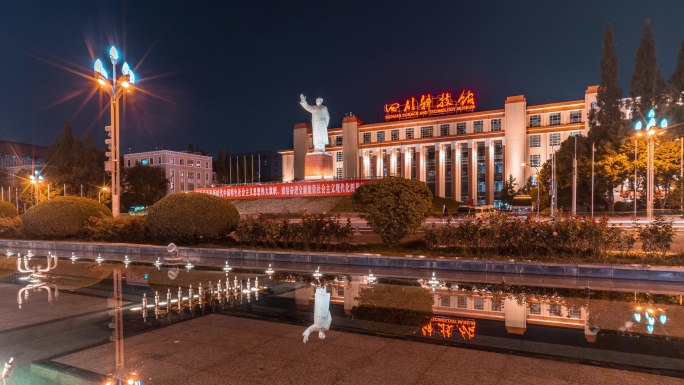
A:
[[21, 196, 111, 239], [500, 174, 518, 207], [121, 164, 170, 210], [234, 211, 354, 250], [329, 195, 360, 213], [629, 19, 665, 119], [84, 216, 150, 243], [0, 217, 22, 239], [424, 215, 635, 258], [352, 178, 432, 246], [634, 216, 675, 256], [432, 196, 460, 215], [146, 192, 240, 244], [0, 201, 18, 217]]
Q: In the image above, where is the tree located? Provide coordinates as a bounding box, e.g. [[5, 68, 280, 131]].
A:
[[500, 174, 518, 208], [629, 19, 665, 122], [665, 39, 684, 132], [121, 165, 169, 210], [588, 24, 625, 147], [352, 178, 432, 246], [214, 148, 227, 183]]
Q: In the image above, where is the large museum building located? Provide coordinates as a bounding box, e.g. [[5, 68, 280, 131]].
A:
[[281, 86, 599, 208]]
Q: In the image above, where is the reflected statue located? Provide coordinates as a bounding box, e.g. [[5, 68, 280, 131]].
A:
[[299, 94, 330, 152], [302, 286, 331, 343]]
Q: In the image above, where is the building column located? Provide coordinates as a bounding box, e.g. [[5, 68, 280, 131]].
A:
[[435, 144, 445, 198], [389, 148, 397, 176], [485, 139, 494, 205], [418, 145, 426, 182], [469, 141, 477, 205], [342, 116, 361, 179], [452, 143, 459, 201], [403, 147, 412, 180]]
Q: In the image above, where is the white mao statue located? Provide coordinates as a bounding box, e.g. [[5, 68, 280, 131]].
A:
[[300, 94, 330, 152], [302, 286, 331, 343]]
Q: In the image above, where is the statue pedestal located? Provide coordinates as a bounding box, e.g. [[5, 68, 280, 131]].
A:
[[305, 152, 334, 180]]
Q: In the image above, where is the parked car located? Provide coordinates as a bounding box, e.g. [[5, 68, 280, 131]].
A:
[[454, 205, 495, 220]]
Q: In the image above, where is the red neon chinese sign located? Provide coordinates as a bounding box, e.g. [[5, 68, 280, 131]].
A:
[[384, 90, 476, 121], [421, 317, 476, 340]]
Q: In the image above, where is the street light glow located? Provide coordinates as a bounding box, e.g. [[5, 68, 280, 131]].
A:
[[128, 71, 136, 84], [109, 46, 119, 63], [121, 62, 130, 75], [94, 59, 103, 74]]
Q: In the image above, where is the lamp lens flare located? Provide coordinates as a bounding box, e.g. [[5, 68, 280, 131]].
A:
[[97, 78, 106, 86], [109, 46, 119, 61], [129, 71, 136, 85], [122, 62, 130, 75], [94, 59, 103, 73], [634, 121, 642, 131]]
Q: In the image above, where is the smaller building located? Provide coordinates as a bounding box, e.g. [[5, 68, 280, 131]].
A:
[[123, 149, 213, 195]]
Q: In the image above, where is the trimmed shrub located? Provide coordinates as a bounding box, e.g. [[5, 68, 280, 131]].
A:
[[0, 201, 18, 218], [21, 196, 111, 239], [84, 216, 150, 243], [352, 178, 433, 246], [146, 192, 240, 244], [0, 216, 22, 239]]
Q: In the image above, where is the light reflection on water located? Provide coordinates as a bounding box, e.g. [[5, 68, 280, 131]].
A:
[[1, 251, 683, 381]]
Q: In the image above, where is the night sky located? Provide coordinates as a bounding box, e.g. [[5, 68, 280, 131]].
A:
[[2, 1, 684, 157]]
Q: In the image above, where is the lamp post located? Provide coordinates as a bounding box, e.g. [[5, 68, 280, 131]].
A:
[[29, 170, 43, 205], [634, 109, 667, 221], [572, 135, 577, 216], [521, 163, 541, 217], [99, 187, 108, 203], [93, 46, 136, 217]]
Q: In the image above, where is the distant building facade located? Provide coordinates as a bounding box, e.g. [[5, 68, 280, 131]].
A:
[[281, 86, 600, 208], [123, 149, 213, 194], [0, 141, 49, 178]]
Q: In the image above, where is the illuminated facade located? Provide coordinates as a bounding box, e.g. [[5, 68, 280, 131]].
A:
[[282, 86, 598, 206], [123, 149, 213, 195]]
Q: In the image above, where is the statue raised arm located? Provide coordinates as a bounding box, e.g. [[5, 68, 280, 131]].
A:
[[299, 94, 330, 152]]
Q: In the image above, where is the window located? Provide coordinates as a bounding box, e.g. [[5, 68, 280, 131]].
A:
[[363, 132, 371, 143], [530, 134, 541, 147], [405, 128, 414, 139], [336, 151, 343, 162], [197, 172, 201, 180], [170, 169, 175, 178], [206, 161, 209, 168], [391, 129, 399, 141], [188, 160, 194, 167], [440, 124, 450, 136], [335, 167, 343, 179], [473, 121, 483, 133], [567, 306, 582, 319], [135, 159, 139, 165], [474, 298, 484, 310], [549, 113, 561, 126], [491, 118, 501, 131], [570, 131, 581, 137], [529, 115, 541, 127], [127, 159, 131, 167], [549, 133, 561, 146], [420, 126, 433, 138], [206, 172, 209, 181], [549, 304, 562, 317], [158, 156, 162, 164], [456, 122, 466, 135], [149, 157, 154, 165], [530, 154, 541, 168], [188, 172, 194, 179], [336, 135, 343, 146], [180, 159, 184, 166], [491, 300, 503, 312], [377, 131, 385, 142], [170, 157, 175, 164], [456, 296, 468, 309], [529, 303, 541, 315], [570, 110, 582, 123], [440, 296, 451, 307]]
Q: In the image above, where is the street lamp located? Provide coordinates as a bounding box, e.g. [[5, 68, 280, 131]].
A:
[[29, 170, 43, 205], [634, 109, 667, 221], [93, 46, 136, 217], [521, 162, 541, 217], [99, 187, 108, 203]]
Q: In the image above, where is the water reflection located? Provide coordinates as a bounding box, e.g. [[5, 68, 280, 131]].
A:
[[3, 250, 684, 382]]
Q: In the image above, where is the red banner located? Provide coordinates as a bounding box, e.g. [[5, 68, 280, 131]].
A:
[[196, 180, 368, 200]]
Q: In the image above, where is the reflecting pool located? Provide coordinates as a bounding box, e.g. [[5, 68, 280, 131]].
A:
[[1, 250, 683, 383]]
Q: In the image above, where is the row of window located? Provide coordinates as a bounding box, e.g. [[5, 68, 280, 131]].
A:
[[127, 157, 210, 168], [529, 131, 581, 148], [529, 110, 582, 127], [529, 303, 582, 319], [360, 119, 503, 144], [438, 296, 503, 312]]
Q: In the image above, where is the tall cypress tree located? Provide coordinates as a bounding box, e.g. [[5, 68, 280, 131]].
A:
[[588, 24, 624, 147], [629, 19, 665, 121], [665, 38, 684, 128], [668, 39, 684, 94]]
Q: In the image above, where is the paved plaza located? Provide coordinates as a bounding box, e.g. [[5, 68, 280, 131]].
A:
[[37, 315, 682, 385]]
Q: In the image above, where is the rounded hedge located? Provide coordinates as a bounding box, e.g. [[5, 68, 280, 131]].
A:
[[0, 201, 18, 218], [146, 192, 240, 243], [22, 196, 112, 239]]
